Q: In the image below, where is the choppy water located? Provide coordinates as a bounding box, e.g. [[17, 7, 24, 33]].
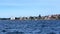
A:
[[0, 20, 60, 34]]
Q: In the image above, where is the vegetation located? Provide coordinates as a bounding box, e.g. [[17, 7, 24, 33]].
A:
[[0, 14, 60, 20]]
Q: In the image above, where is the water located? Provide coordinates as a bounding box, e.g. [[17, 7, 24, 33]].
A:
[[0, 20, 60, 34]]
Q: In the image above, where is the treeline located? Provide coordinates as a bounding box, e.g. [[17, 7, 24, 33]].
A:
[[0, 18, 10, 20]]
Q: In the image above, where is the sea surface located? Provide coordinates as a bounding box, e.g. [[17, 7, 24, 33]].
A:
[[0, 20, 60, 34]]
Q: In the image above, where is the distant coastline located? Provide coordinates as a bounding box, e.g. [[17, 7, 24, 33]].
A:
[[0, 14, 60, 20]]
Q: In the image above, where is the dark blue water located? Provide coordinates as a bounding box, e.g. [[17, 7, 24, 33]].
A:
[[0, 20, 60, 34]]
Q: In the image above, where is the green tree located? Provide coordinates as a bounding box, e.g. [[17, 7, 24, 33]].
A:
[[38, 15, 41, 19], [29, 16, 34, 20]]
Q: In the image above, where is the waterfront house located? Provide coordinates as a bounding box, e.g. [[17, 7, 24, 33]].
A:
[[10, 17, 15, 20]]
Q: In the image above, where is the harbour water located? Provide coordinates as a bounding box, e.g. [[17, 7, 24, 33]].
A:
[[0, 20, 60, 34]]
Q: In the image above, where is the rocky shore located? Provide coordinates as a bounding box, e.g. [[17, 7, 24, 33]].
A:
[[0, 14, 60, 20]]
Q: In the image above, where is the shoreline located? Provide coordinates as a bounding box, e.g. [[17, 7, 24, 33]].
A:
[[0, 14, 60, 20]]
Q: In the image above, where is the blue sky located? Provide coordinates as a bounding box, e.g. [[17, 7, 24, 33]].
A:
[[0, 0, 60, 18]]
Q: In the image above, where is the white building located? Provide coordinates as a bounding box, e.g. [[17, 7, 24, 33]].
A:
[[10, 17, 15, 20]]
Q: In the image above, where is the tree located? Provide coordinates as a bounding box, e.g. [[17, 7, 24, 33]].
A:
[[38, 15, 41, 19], [29, 16, 34, 20], [58, 16, 60, 19]]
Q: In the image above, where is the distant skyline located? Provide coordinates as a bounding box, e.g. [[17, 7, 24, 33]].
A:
[[0, 0, 60, 18]]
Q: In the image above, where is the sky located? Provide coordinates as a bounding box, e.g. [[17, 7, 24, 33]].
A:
[[0, 0, 60, 18]]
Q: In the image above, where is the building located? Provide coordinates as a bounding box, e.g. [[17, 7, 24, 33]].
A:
[[10, 17, 15, 20]]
